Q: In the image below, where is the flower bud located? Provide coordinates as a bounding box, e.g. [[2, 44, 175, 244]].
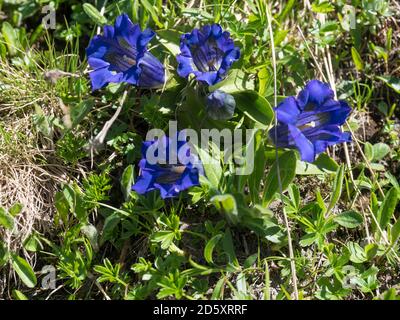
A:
[[206, 90, 236, 121]]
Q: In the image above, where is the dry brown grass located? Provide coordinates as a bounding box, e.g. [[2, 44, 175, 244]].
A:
[[0, 60, 74, 266]]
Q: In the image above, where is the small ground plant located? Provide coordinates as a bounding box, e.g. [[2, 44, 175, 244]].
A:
[[0, 0, 399, 300]]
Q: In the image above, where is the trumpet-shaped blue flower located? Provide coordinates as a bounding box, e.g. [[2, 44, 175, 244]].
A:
[[86, 14, 165, 91], [177, 24, 240, 85], [269, 80, 352, 163], [132, 135, 204, 199]]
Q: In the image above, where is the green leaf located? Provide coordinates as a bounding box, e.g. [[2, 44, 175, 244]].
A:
[[62, 185, 76, 210], [101, 213, 121, 243], [1, 21, 18, 56], [34, 104, 52, 138], [74, 192, 87, 222], [258, 68, 269, 96], [140, 0, 163, 28], [54, 191, 69, 225], [327, 165, 345, 214], [12, 289, 28, 300], [11, 254, 37, 288], [210, 70, 255, 94], [391, 218, 400, 244], [378, 76, 400, 94], [244, 254, 258, 269], [0, 207, 14, 230], [385, 172, 400, 194], [247, 131, 266, 203], [71, 99, 95, 128], [121, 165, 135, 201], [277, 0, 296, 21], [58, 185, 86, 222], [311, 1, 334, 13], [0, 242, 9, 267], [188, 257, 215, 275], [81, 224, 99, 252], [211, 277, 226, 300], [372, 143, 390, 161], [181, 8, 214, 20], [300, 232, 318, 247], [274, 29, 289, 47], [82, 3, 107, 25], [371, 192, 379, 217], [9, 203, 23, 217], [319, 21, 339, 33], [241, 210, 285, 244], [381, 288, 400, 300], [351, 47, 364, 71], [222, 229, 239, 268], [232, 91, 274, 127], [211, 194, 239, 225], [152, 231, 175, 250], [315, 153, 339, 172], [157, 29, 181, 55], [204, 234, 223, 264], [364, 142, 374, 161], [334, 211, 363, 229], [196, 143, 223, 190], [237, 129, 262, 192], [263, 151, 297, 204], [365, 243, 378, 261], [347, 242, 367, 264], [288, 184, 300, 210], [296, 153, 338, 175], [377, 187, 398, 231], [316, 189, 327, 212], [23, 234, 41, 252], [236, 272, 248, 297]]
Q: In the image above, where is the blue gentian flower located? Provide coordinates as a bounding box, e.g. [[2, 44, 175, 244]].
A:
[[269, 80, 352, 163], [176, 24, 240, 85], [86, 14, 165, 91], [206, 90, 236, 120], [132, 135, 204, 199]]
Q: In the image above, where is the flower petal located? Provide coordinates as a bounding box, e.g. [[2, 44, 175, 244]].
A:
[[218, 47, 240, 80], [86, 14, 164, 91], [196, 71, 218, 85], [211, 24, 223, 37], [132, 134, 203, 199], [156, 184, 179, 199], [216, 31, 235, 52], [88, 60, 123, 91], [137, 52, 165, 88], [138, 28, 156, 48], [288, 124, 315, 163], [88, 57, 109, 69], [103, 25, 115, 38], [86, 36, 110, 59], [179, 168, 201, 190], [132, 171, 156, 195], [297, 100, 352, 129], [89, 68, 112, 91], [114, 13, 141, 48], [176, 55, 196, 78], [298, 80, 334, 108], [121, 66, 140, 86], [275, 96, 301, 124], [176, 25, 240, 85], [309, 126, 352, 155], [198, 25, 212, 42]]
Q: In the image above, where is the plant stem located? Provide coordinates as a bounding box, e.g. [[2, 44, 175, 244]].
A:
[[266, 6, 299, 300]]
